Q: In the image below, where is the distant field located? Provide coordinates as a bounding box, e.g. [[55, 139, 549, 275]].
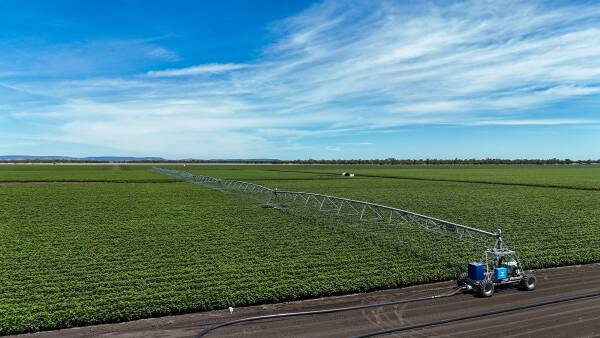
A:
[[1, 164, 599, 334], [0, 164, 171, 182], [184, 164, 600, 190]]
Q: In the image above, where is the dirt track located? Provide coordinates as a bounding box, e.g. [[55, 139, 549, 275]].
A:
[[14, 264, 600, 338]]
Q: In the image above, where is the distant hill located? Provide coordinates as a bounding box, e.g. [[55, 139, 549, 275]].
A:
[[0, 155, 165, 162], [84, 156, 166, 162], [0, 155, 76, 161], [0, 156, 282, 163]]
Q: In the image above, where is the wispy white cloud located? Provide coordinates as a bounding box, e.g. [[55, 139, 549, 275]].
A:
[[468, 118, 597, 126], [0, 38, 180, 78], [325, 146, 342, 152], [3, 0, 600, 158], [54, 118, 268, 158], [147, 47, 180, 61], [146, 63, 248, 77]]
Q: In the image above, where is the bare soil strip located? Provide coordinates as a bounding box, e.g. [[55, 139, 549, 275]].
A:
[[13, 263, 600, 338]]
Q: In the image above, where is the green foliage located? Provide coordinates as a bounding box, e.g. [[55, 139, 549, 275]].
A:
[[270, 164, 600, 190], [185, 164, 600, 190], [0, 164, 171, 182], [1, 164, 599, 334]]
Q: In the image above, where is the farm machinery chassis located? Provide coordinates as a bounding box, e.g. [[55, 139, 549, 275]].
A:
[[456, 229, 536, 297]]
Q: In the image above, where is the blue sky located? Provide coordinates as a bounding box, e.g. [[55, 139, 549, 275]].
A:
[[1, 0, 599, 159]]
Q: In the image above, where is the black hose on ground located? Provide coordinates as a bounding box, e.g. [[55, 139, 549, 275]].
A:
[[195, 286, 465, 337], [352, 291, 600, 338]]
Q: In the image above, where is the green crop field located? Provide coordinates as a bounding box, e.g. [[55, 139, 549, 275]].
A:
[[1, 164, 599, 335], [0, 164, 173, 182]]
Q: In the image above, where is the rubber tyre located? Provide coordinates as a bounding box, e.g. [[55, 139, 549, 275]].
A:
[[479, 280, 494, 297], [520, 274, 536, 291], [456, 272, 468, 287]]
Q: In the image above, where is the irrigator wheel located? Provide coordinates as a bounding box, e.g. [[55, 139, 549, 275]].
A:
[[456, 272, 468, 286], [520, 274, 537, 291], [479, 280, 495, 297]]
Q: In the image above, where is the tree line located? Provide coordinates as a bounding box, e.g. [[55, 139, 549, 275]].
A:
[[2, 158, 599, 165]]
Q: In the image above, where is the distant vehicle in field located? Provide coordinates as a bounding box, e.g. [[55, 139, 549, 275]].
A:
[[341, 172, 355, 177]]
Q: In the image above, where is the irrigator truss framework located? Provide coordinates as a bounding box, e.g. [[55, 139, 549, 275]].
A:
[[153, 167, 509, 253]]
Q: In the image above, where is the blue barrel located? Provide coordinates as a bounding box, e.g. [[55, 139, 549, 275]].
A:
[[468, 262, 485, 281], [494, 267, 508, 280]]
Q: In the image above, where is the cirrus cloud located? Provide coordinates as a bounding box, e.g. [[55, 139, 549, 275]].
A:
[[146, 63, 249, 77], [2, 0, 600, 158]]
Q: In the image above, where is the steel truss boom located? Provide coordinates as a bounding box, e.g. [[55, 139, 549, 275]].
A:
[[153, 167, 507, 250]]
